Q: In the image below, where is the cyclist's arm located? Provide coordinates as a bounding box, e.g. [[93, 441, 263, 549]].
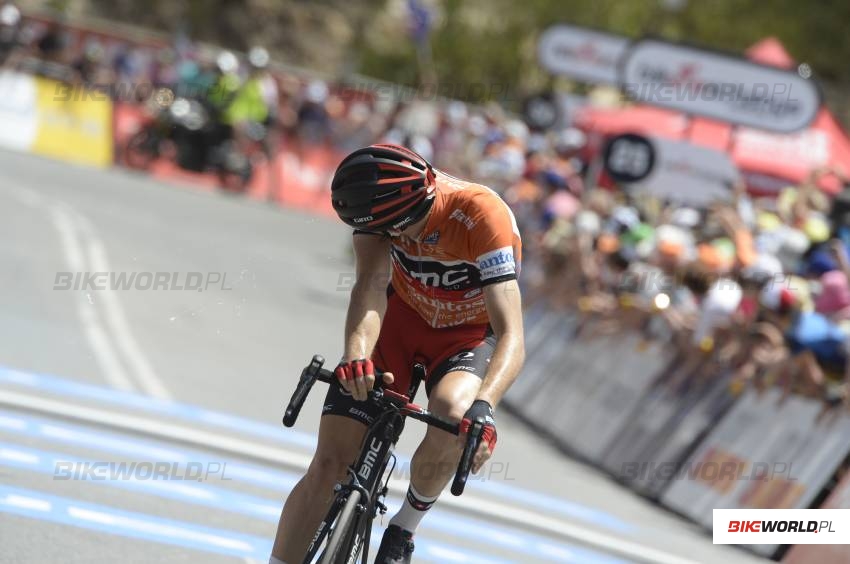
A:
[[341, 233, 392, 399], [477, 279, 525, 407]]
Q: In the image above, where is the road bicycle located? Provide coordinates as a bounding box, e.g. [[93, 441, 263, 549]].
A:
[[283, 355, 482, 564]]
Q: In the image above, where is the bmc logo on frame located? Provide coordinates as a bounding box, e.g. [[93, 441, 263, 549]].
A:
[[713, 509, 850, 545]]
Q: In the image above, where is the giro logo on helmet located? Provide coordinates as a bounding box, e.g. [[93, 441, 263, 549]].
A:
[[354, 216, 374, 224]]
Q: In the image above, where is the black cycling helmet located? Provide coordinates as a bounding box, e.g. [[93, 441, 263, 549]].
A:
[[331, 143, 436, 232]]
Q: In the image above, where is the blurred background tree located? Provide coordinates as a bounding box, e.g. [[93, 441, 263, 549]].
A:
[[19, 0, 850, 119]]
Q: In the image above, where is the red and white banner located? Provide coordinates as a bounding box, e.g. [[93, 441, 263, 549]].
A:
[[620, 38, 821, 133]]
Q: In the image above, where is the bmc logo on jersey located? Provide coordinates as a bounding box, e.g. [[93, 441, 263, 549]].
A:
[[412, 269, 469, 288], [391, 247, 477, 290], [478, 247, 516, 280]]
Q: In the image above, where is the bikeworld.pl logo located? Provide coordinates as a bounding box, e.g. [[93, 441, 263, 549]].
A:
[[54, 461, 231, 482], [727, 520, 835, 533], [713, 509, 849, 545], [54, 271, 233, 292]]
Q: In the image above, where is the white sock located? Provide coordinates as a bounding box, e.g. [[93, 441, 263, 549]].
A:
[[269, 556, 288, 564], [388, 484, 439, 534]]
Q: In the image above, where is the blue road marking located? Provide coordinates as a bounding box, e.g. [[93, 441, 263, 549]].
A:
[[0, 484, 272, 559], [0, 365, 317, 447], [0, 411, 299, 493], [0, 484, 534, 564], [0, 364, 636, 534], [0, 437, 632, 563]]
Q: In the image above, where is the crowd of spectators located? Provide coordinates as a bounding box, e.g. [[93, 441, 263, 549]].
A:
[[518, 166, 850, 415], [6, 7, 850, 413]]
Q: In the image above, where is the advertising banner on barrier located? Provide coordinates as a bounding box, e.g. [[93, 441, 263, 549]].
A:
[[31, 76, 113, 168], [553, 330, 674, 462], [602, 367, 739, 497], [620, 38, 821, 133], [0, 71, 112, 167], [0, 71, 38, 152], [505, 309, 675, 464], [504, 307, 578, 412], [661, 387, 850, 557]]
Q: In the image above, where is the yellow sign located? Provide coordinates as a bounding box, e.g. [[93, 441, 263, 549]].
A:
[[31, 77, 113, 168]]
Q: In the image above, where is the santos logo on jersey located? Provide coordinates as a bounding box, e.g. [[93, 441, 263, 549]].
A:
[[477, 246, 516, 281]]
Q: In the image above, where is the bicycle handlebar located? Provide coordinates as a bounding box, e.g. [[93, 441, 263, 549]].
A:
[[282, 355, 326, 427], [283, 354, 475, 496]]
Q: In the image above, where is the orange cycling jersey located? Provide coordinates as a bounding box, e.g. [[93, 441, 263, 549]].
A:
[[379, 172, 522, 329]]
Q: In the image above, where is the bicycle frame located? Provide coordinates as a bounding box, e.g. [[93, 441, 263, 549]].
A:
[[304, 403, 407, 564], [284, 355, 480, 564]]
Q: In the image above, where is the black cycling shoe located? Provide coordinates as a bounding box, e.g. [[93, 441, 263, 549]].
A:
[[374, 524, 415, 563]]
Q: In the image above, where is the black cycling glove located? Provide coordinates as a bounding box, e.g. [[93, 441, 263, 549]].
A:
[[460, 399, 497, 453]]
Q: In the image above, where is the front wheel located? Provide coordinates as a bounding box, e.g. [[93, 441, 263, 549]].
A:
[[317, 491, 361, 564]]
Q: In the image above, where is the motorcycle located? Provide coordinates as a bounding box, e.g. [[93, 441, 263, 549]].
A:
[[123, 90, 254, 191]]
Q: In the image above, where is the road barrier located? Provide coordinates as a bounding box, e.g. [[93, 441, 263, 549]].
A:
[[0, 71, 113, 168], [506, 301, 850, 560]]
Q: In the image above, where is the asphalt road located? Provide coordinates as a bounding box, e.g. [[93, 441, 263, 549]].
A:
[[0, 148, 768, 564]]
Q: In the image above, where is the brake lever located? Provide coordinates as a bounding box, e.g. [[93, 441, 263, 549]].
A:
[[282, 355, 325, 427], [451, 419, 482, 496]]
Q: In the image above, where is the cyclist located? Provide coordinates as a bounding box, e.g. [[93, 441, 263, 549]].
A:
[[271, 144, 525, 563]]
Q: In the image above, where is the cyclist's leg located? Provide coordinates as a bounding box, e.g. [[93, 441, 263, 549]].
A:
[[389, 333, 495, 533], [413, 369, 483, 492], [271, 411, 367, 561]]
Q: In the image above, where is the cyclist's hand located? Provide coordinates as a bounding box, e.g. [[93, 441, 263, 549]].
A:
[[334, 359, 393, 401], [458, 399, 497, 474]]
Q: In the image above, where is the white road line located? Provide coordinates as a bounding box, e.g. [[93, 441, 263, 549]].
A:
[[49, 205, 137, 394], [3, 181, 171, 401], [71, 210, 172, 401], [0, 389, 702, 564]]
